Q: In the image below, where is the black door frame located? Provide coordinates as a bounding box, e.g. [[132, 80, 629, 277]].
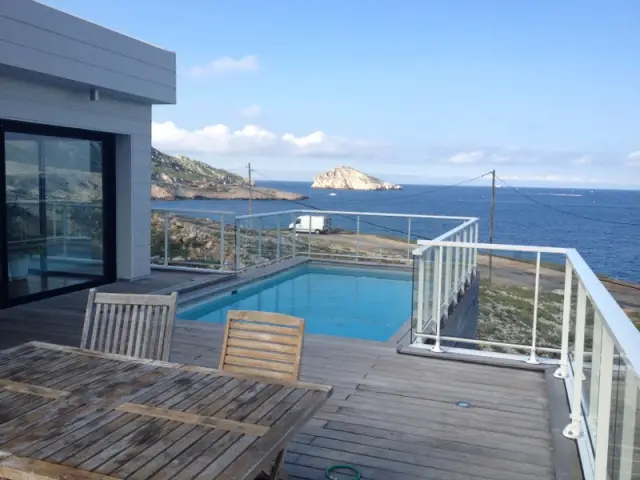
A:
[[0, 119, 117, 308]]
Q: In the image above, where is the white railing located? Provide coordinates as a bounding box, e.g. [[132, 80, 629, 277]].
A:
[[234, 209, 476, 271], [412, 218, 479, 347], [150, 208, 236, 272], [411, 238, 640, 480]]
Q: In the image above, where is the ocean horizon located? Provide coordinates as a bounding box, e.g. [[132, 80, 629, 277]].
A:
[[154, 182, 640, 284]]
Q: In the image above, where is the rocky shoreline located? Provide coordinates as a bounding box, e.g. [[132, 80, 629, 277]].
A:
[[151, 184, 308, 201]]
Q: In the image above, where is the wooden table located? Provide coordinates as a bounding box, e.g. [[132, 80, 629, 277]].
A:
[[0, 341, 332, 480]]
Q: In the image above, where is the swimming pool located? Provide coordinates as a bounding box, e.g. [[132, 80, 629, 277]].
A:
[[180, 264, 412, 341]]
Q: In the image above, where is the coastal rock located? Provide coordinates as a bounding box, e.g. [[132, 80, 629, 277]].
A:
[[312, 166, 402, 191]]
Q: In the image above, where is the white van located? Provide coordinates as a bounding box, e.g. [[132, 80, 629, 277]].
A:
[[289, 215, 331, 234]]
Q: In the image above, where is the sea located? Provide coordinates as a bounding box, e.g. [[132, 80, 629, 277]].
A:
[[153, 182, 640, 284]]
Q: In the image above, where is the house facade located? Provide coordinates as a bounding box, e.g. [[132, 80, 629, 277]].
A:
[[0, 0, 176, 307]]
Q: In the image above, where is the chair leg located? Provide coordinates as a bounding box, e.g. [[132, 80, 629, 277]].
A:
[[268, 449, 288, 480]]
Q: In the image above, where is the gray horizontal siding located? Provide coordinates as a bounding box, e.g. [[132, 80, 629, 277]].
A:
[[0, 0, 175, 104], [1, 73, 153, 280]]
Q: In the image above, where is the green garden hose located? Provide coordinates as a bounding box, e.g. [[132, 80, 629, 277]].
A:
[[325, 464, 361, 479]]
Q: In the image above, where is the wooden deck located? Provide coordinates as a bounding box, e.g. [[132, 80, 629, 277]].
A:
[[0, 272, 572, 480], [173, 321, 560, 480]]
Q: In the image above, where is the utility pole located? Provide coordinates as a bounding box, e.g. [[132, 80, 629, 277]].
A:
[[247, 162, 253, 225], [489, 169, 496, 283]]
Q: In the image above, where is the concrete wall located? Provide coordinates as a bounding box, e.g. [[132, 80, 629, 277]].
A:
[[0, 74, 152, 280], [0, 0, 176, 104]]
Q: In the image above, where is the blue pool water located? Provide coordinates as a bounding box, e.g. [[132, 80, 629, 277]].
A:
[[180, 265, 412, 341]]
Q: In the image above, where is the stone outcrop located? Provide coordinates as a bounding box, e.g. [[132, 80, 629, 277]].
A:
[[312, 166, 402, 190]]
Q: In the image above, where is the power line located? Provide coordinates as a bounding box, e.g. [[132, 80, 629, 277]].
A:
[[496, 176, 640, 227], [326, 172, 493, 202]]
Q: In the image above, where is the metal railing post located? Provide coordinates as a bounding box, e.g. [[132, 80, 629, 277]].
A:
[[291, 214, 297, 258], [258, 217, 263, 259], [454, 233, 461, 294], [593, 329, 614, 479], [432, 246, 444, 353], [308, 219, 312, 259], [163, 212, 169, 267], [444, 245, 453, 307], [563, 282, 588, 439], [220, 214, 225, 269], [63, 205, 69, 258], [554, 258, 573, 379], [407, 218, 412, 260], [473, 222, 479, 275], [276, 216, 281, 261], [356, 215, 360, 261], [619, 368, 637, 480], [588, 312, 604, 430], [416, 253, 426, 334], [52, 204, 57, 240], [461, 228, 469, 284], [235, 218, 242, 271], [423, 249, 431, 336], [527, 252, 541, 364]]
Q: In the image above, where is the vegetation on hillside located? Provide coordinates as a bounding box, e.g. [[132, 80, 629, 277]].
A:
[[151, 148, 249, 187]]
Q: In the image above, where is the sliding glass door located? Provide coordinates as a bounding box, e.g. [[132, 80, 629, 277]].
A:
[[1, 120, 116, 307]]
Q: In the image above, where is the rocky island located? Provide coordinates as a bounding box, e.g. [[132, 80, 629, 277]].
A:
[[311, 166, 402, 191], [152, 148, 307, 200]]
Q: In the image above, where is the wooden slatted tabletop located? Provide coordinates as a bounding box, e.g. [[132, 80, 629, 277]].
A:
[[0, 341, 332, 480]]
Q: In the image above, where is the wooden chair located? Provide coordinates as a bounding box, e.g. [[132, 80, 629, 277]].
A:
[[81, 288, 178, 361], [221, 310, 305, 480], [219, 310, 305, 381]]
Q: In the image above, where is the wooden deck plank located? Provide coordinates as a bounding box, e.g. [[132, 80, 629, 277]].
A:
[[0, 269, 566, 480]]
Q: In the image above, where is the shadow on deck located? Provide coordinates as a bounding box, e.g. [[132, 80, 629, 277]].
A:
[[0, 271, 581, 480]]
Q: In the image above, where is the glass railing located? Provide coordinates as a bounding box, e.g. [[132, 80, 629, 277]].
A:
[[234, 209, 476, 271], [411, 237, 640, 479], [150, 208, 236, 271]]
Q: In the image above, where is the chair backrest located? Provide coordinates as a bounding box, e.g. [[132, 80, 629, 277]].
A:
[[81, 288, 178, 361], [219, 310, 305, 380]]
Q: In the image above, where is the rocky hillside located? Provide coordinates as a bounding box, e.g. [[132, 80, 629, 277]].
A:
[[152, 148, 249, 188], [5, 142, 306, 202], [151, 148, 307, 200], [312, 166, 402, 191]]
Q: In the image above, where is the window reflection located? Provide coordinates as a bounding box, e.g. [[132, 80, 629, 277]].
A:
[[5, 132, 105, 299]]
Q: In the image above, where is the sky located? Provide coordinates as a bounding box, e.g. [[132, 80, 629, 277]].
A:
[[41, 0, 640, 188]]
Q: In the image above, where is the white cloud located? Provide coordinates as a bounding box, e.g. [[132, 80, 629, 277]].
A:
[[187, 55, 259, 77], [152, 121, 374, 157], [238, 105, 262, 118], [447, 150, 485, 164], [572, 155, 593, 166], [627, 151, 640, 167]]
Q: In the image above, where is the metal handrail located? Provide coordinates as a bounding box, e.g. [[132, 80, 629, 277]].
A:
[[566, 249, 640, 376], [237, 209, 477, 221]]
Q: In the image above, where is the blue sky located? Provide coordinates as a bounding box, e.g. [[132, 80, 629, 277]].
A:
[[43, 0, 640, 188]]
